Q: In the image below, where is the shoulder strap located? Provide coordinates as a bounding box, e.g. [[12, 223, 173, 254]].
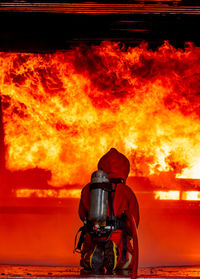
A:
[[108, 178, 124, 219]]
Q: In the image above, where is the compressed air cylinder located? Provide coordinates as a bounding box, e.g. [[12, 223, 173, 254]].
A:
[[88, 170, 109, 226]]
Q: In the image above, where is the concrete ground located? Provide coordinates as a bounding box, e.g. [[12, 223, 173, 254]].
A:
[[0, 265, 199, 278]]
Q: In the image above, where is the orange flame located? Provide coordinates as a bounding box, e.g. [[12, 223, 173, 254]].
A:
[[1, 41, 200, 186], [16, 189, 81, 198], [182, 191, 200, 201], [16, 189, 200, 201], [154, 191, 180, 200], [154, 190, 200, 201]]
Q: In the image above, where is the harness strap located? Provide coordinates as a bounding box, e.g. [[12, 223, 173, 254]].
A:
[[74, 224, 87, 253], [108, 181, 127, 261], [108, 180, 120, 219], [108, 189, 114, 219], [121, 213, 127, 261]]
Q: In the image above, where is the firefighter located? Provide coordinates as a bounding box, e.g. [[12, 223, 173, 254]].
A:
[[75, 148, 139, 274]]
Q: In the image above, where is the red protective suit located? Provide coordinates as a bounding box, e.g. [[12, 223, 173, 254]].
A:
[[79, 148, 139, 271]]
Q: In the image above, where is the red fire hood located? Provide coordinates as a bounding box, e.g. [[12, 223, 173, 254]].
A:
[[98, 148, 130, 181]]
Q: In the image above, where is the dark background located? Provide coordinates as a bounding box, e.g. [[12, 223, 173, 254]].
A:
[[0, 1, 200, 51]]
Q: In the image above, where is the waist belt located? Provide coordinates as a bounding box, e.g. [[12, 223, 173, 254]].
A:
[[89, 217, 123, 239], [74, 216, 124, 252], [106, 216, 123, 230]]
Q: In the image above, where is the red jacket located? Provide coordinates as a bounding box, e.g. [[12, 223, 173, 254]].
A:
[[79, 148, 139, 230]]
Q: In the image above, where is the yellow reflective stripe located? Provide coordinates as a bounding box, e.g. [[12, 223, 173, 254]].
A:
[[112, 242, 118, 270], [89, 245, 97, 269]]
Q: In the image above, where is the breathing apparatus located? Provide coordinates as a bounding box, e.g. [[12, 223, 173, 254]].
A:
[[89, 170, 127, 238], [74, 170, 125, 251]]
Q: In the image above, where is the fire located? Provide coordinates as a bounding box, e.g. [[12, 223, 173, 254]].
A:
[[16, 189, 200, 201], [182, 191, 200, 201], [1, 41, 200, 186], [16, 189, 81, 198], [154, 190, 200, 201], [154, 191, 180, 200]]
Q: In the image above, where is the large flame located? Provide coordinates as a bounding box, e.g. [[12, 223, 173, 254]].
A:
[[1, 41, 200, 186]]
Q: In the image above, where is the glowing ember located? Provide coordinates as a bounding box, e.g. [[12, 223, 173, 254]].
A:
[[16, 189, 81, 198], [154, 191, 180, 200], [1, 41, 200, 186]]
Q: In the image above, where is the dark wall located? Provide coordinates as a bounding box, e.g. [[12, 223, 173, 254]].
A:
[[0, 1, 200, 51]]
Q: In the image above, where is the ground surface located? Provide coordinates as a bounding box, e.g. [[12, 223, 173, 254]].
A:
[[0, 265, 199, 278]]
